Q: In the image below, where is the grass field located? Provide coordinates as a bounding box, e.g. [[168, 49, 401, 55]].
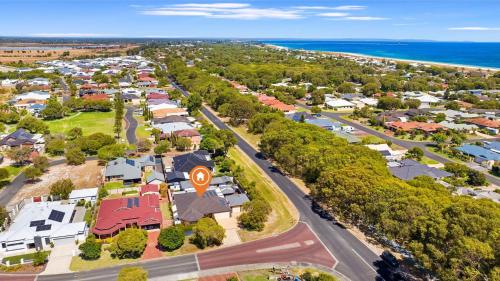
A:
[[228, 147, 298, 242], [135, 116, 151, 139], [45, 111, 117, 136], [231, 126, 261, 149]]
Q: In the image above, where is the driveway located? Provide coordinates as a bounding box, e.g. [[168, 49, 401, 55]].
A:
[[41, 244, 77, 275], [216, 217, 242, 246], [141, 231, 162, 260]]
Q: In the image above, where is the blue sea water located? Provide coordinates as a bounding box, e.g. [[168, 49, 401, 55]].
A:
[[261, 40, 500, 69]]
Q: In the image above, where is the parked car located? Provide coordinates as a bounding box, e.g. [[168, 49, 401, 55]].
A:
[[381, 250, 399, 268]]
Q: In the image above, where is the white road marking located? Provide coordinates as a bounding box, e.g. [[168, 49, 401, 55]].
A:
[[194, 254, 200, 271], [351, 248, 378, 273], [256, 242, 301, 253]]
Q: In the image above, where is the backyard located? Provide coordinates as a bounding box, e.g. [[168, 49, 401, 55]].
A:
[[45, 111, 117, 136]]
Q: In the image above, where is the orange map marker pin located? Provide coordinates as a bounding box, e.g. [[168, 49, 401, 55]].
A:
[[189, 166, 212, 197]]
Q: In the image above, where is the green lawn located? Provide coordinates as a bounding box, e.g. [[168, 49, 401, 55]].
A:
[[4, 165, 24, 180], [70, 249, 136, 271], [135, 116, 151, 139], [228, 147, 297, 242], [231, 126, 261, 149], [103, 181, 125, 190], [45, 111, 116, 136], [2, 251, 50, 265]]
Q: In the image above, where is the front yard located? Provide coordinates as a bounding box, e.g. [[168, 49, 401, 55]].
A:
[[70, 249, 136, 271]]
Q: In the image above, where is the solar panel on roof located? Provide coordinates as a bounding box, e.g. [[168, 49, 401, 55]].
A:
[[134, 197, 139, 207], [36, 224, 52, 232], [127, 198, 133, 208], [30, 220, 45, 227], [48, 210, 65, 222], [126, 159, 135, 166]]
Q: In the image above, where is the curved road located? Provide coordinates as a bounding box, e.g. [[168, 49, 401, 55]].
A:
[[124, 106, 138, 144], [296, 104, 500, 186]]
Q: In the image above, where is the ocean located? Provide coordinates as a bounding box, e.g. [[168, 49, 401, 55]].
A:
[[261, 40, 500, 69]]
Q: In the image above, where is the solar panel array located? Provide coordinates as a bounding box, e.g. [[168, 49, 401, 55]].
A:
[[30, 220, 45, 227], [48, 210, 65, 222], [134, 197, 139, 207], [126, 198, 140, 208], [127, 198, 133, 208], [36, 224, 52, 232]]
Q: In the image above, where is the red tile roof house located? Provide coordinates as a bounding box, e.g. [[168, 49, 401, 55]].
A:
[[465, 118, 500, 129], [173, 129, 202, 150], [257, 94, 296, 112], [147, 93, 169, 100], [140, 184, 160, 196], [92, 194, 162, 238], [81, 93, 109, 101], [386, 121, 446, 134]]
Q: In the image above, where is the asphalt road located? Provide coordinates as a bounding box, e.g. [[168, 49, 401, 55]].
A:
[[170, 80, 389, 281], [297, 104, 500, 186], [36, 254, 199, 281], [124, 106, 138, 144]]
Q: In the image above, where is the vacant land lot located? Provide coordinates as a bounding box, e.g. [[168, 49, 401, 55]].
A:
[[228, 147, 298, 242], [0, 44, 138, 63], [45, 111, 116, 136], [9, 160, 103, 204]]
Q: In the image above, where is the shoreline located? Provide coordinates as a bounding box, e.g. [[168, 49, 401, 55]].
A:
[[264, 43, 500, 72]]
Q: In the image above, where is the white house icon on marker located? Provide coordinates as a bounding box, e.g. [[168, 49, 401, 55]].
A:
[[196, 172, 205, 182]]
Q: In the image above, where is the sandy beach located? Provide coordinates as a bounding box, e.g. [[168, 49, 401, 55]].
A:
[[265, 43, 500, 72]]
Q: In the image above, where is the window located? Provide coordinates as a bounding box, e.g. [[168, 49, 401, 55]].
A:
[[45, 238, 50, 244]]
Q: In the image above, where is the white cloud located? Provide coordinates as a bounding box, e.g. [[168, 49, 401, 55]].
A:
[[175, 3, 250, 9], [140, 3, 302, 20], [333, 5, 367, 11], [449, 27, 500, 31], [344, 16, 389, 21], [318, 12, 349, 17], [30, 33, 120, 37]]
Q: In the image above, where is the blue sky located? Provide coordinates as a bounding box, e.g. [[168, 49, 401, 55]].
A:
[[1, 0, 500, 41]]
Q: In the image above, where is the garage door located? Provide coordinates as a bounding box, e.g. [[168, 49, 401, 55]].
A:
[[52, 237, 75, 246]]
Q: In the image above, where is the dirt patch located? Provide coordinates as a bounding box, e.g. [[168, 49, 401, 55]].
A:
[[9, 160, 103, 204]]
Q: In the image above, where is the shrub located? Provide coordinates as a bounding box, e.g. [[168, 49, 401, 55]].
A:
[[65, 148, 85, 165], [49, 178, 75, 199], [79, 235, 101, 260], [191, 217, 225, 249], [32, 251, 48, 266], [110, 228, 147, 259], [158, 226, 185, 251]]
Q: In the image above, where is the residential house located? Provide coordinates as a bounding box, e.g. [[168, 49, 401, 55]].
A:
[[173, 150, 214, 173], [173, 129, 201, 150], [68, 188, 98, 205], [465, 118, 500, 134], [439, 121, 478, 133], [151, 108, 188, 119], [172, 190, 231, 224], [0, 128, 45, 151], [325, 98, 355, 110], [153, 122, 194, 135], [140, 184, 160, 196], [366, 144, 406, 161], [456, 142, 500, 169], [0, 202, 87, 253], [92, 194, 162, 238], [153, 115, 190, 125], [104, 157, 142, 184], [389, 159, 452, 180], [386, 121, 445, 134]]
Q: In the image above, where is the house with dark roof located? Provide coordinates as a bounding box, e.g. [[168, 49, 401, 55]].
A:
[[172, 190, 231, 224], [153, 115, 190, 125], [389, 159, 452, 181], [104, 157, 142, 184], [173, 150, 214, 173], [0, 128, 45, 151], [92, 194, 162, 237]]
